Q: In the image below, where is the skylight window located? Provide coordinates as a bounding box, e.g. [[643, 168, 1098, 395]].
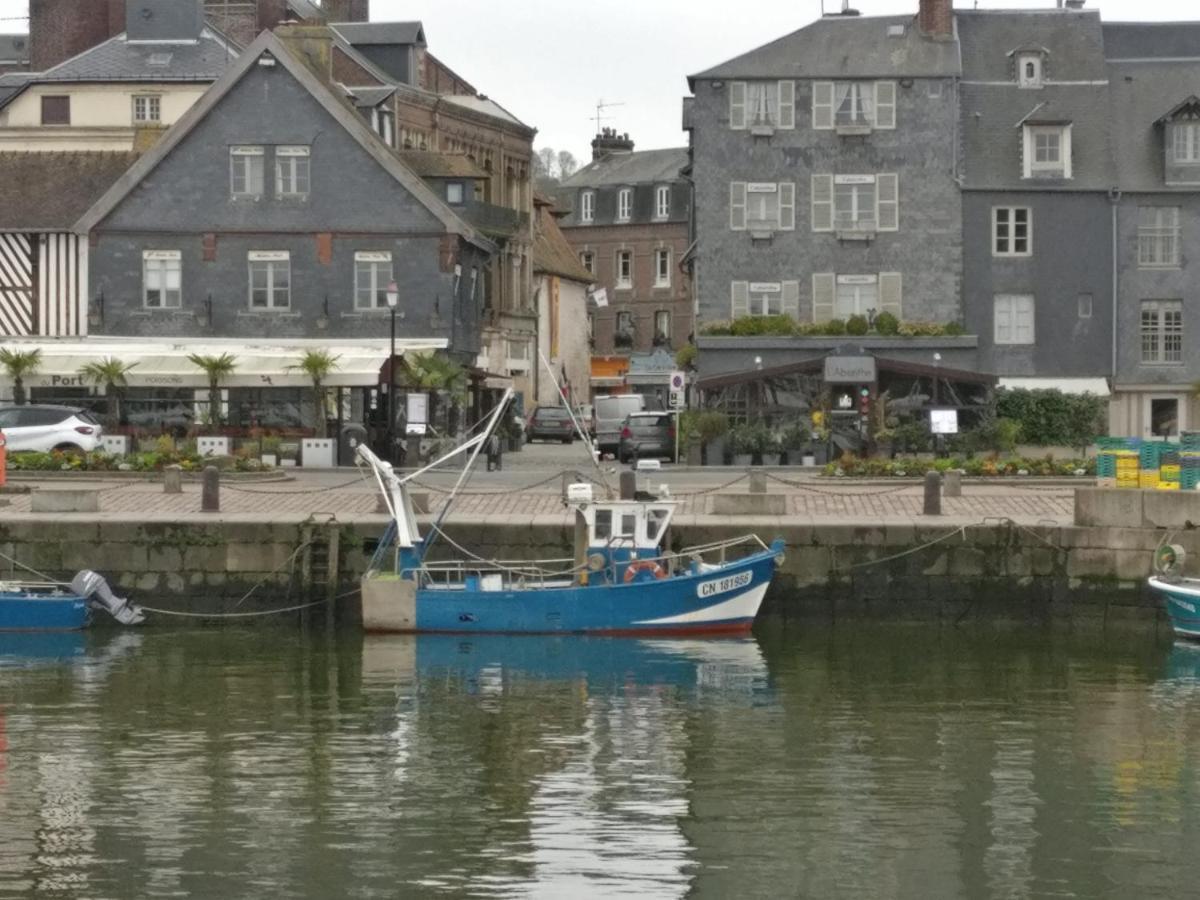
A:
[[147, 52, 173, 67]]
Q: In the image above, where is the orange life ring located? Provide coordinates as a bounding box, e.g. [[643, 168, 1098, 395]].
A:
[[623, 560, 666, 583]]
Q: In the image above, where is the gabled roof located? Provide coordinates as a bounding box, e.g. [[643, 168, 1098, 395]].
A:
[[533, 203, 593, 284], [958, 9, 1107, 81], [562, 147, 688, 189], [1104, 22, 1200, 61], [34, 27, 236, 83], [74, 30, 493, 252], [397, 150, 487, 179], [441, 94, 529, 129], [689, 14, 960, 86], [348, 85, 396, 107], [0, 72, 32, 109], [1157, 96, 1200, 124], [330, 22, 426, 47], [1108, 60, 1200, 191], [0, 152, 138, 231]]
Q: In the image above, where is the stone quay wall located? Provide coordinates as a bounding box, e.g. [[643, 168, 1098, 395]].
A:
[[0, 514, 1183, 626]]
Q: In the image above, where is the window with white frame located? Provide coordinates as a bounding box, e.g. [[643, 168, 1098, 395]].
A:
[[1023, 125, 1071, 179], [994, 294, 1035, 345], [354, 252, 393, 310], [248, 251, 290, 309], [654, 248, 671, 287], [275, 146, 310, 199], [445, 182, 464, 205], [616, 311, 634, 342], [616, 250, 633, 288], [835, 275, 878, 318], [1141, 300, 1183, 364], [1174, 123, 1200, 164], [729, 80, 796, 130], [230, 146, 264, 198], [132, 94, 161, 124], [655, 185, 671, 219], [1138, 207, 1181, 267], [142, 250, 181, 309], [506, 338, 532, 370], [812, 81, 896, 130], [617, 188, 632, 222], [730, 182, 796, 232], [580, 251, 595, 275], [580, 190, 595, 222], [811, 174, 897, 232], [1017, 53, 1043, 88], [655, 310, 671, 341], [730, 281, 801, 318], [371, 108, 394, 146], [993, 207, 1031, 256]]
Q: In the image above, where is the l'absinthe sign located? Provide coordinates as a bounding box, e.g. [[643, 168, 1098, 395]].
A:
[[823, 355, 876, 383]]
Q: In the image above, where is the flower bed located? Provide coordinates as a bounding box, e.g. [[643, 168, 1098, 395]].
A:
[[8, 449, 271, 473], [823, 455, 1095, 478]]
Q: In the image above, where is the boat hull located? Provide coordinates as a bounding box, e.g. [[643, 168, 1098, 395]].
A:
[[1149, 577, 1200, 639], [368, 547, 781, 636], [0, 591, 91, 632]]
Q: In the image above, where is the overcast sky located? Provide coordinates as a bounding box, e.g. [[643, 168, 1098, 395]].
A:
[[2, 0, 1198, 164]]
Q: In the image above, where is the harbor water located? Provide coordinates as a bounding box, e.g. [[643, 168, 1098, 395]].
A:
[[1, 619, 1198, 898]]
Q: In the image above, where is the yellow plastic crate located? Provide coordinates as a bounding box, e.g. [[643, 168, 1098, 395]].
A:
[[1140, 473, 1161, 488], [1157, 482, 1180, 490]]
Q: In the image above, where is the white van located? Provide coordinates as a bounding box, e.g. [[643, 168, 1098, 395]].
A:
[[593, 394, 646, 456]]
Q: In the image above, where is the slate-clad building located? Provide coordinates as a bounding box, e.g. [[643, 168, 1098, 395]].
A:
[[686, 0, 962, 330], [957, 8, 1115, 394]]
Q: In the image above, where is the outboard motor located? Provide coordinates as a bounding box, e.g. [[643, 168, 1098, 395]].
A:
[[1155, 544, 1188, 583], [69, 570, 146, 625]]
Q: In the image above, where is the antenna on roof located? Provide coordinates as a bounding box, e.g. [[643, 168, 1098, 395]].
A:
[[591, 98, 625, 134]]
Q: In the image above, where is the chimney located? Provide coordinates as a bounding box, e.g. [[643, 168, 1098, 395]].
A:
[[126, 0, 205, 43], [591, 127, 634, 161], [321, 0, 370, 22], [275, 24, 334, 78], [918, 0, 953, 39], [30, 0, 124, 71]]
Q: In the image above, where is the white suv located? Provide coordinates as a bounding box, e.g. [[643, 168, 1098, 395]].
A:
[[0, 405, 104, 453]]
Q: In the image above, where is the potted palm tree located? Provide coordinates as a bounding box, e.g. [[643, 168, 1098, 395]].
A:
[[404, 354, 469, 455], [289, 349, 340, 467], [0, 347, 42, 405], [187, 352, 237, 457], [77, 356, 137, 455]]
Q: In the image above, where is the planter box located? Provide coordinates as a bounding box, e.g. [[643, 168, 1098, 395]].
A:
[[761, 453, 782, 467], [101, 435, 130, 457], [301, 438, 336, 468], [196, 436, 231, 457], [733, 454, 753, 467], [260, 453, 277, 467], [281, 458, 298, 467]]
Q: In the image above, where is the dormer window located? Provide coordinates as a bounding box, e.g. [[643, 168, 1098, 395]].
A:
[[617, 188, 632, 222], [580, 190, 595, 223], [1017, 53, 1043, 88], [1173, 123, 1200, 164], [1022, 124, 1072, 179]]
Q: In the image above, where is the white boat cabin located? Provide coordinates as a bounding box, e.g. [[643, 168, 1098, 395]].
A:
[[568, 484, 675, 554]]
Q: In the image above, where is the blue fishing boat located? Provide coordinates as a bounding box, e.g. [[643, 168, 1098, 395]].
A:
[[0, 571, 146, 632], [1148, 543, 1200, 638], [356, 391, 785, 636]]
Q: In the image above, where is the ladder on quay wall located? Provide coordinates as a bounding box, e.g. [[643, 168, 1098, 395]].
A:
[[300, 518, 341, 626]]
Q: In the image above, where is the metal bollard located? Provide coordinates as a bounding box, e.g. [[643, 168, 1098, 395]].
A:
[[944, 469, 963, 498], [163, 464, 183, 494], [201, 465, 220, 512], [749, 471, 767, 494], [923, 470, 942, 516]]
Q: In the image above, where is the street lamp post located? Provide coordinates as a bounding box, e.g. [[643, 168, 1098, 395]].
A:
[[385, 281, 399, 462]]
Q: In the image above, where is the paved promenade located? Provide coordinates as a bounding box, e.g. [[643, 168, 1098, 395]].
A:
[[1, 463, 1077, 526]]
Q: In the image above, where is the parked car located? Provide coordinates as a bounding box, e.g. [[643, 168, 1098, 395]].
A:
[[594, 394, 646, 457], [0, 405, 104, 453], [526, 406, 576, 443], [618, 411, 676, 464]]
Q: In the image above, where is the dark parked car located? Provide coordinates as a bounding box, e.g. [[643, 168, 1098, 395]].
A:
[[527, 406, 576, 443], [618, 412, 676, 463]]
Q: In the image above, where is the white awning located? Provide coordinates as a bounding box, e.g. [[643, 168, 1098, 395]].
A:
[[0, 337, 448, 390], [998, 377, 1111, 397]]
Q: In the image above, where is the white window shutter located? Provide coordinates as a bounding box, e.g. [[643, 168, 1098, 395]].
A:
[[782, 281, 800, 319], [994, 299, 1010, 343], [730, 82, 747, 130], [876, 174, 899, 231], [811, 174, 834, 231], [812, 273, 835, 322], [874, 81, 896, 129], [879, 272, 902, 318], [812, 82, 834, 130], [1018, 297, 1035, 343], [1022, 127, 1033, 179], [779, 182, 796, 230], [730, 182, 747, 230], [777, 81, 796, 129], [1062, 126, 1073, 179], [731, 281, 750, 318]]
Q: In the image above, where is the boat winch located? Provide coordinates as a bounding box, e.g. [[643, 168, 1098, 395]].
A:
[[1154, 544, 1188, 582]]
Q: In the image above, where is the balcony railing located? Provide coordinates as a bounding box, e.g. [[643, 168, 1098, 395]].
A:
[[462, 202, 531, 238]]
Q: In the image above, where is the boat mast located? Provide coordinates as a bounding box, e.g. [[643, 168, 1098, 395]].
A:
[[538, 350, 612, 495]]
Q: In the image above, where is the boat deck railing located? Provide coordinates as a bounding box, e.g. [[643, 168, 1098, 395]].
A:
[[399, 534, 772, 592]]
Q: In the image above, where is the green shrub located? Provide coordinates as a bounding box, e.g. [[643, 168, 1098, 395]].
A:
[[873, 311, 900, 335], [699, 321, 732, 336], [675, 343, 698, 370], [729, 315, 796, 337], [824, 318, 847, 335], [846, 314, 869, 335], [821, 454, 1095, 478], [995, 388, 1107, 448]]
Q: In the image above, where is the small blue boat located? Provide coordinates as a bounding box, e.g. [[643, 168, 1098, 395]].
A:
[[356, 394, 785, 636], [0, 583, 91, 631], [1148, 544, 1200, 639]]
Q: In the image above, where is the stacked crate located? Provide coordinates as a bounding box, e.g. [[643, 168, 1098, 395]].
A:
[[1115, 450, 1141, 489], [1140, 441, 1165, 488], [1159, 447, 1181, 490], [1183, 433, 1200, 491]]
